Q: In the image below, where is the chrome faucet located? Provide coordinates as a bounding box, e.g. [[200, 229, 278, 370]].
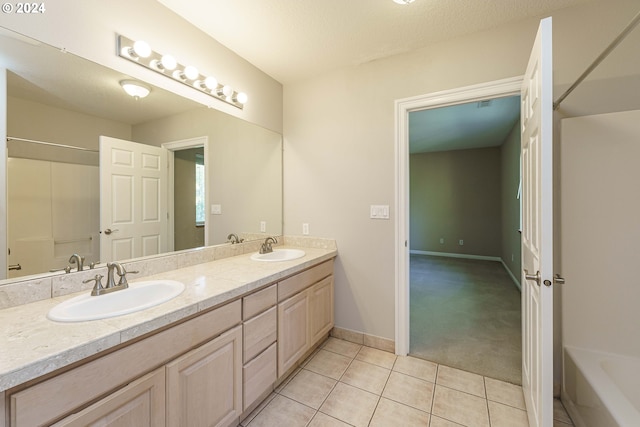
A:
[[227, 233, 244, 244], [68, 253, 85, 272], [259, 237, 278, 254]]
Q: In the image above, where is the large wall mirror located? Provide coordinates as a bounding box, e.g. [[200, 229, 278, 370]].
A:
[[0, 27, 283, 280]]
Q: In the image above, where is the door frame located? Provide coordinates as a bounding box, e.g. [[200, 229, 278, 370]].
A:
[[394, 76, 523, 355], [162, 136, 209, 251]]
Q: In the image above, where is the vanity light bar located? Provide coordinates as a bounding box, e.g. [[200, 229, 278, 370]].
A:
[[116, 35, 247, 110]]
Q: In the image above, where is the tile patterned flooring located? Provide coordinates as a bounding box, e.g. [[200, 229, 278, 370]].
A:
[[241, 337, 574, 427]]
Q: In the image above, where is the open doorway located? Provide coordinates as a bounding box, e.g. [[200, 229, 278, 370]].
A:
[[408, 96, 522, 383], [162, 136, 209, 252]]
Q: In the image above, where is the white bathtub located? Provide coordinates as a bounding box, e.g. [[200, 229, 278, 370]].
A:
[[563, 346, 640, 427]]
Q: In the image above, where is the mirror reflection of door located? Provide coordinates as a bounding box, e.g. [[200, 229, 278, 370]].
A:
[[99, 136, 168, 262], [174, 147, 205, 251]]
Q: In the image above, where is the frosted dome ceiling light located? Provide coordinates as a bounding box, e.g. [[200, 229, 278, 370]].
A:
[[393, 0, 415, 4], [120, 80, 151, 99]]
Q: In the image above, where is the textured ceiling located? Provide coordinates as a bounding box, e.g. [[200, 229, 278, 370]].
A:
[[157, 0, 594, 84]]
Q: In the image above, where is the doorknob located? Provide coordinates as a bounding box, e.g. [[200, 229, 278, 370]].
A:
[[103, 228, 119, 235], [524, 269, 541, 286]]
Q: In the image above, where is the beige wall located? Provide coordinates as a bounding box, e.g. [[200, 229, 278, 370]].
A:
[[561, 109, 640, 358], [409, 147, 502, 257], [500, 122, 522, 284], [283, 0, 638, 346], [0, 0, 282, 133], [133, 108, 282, 245], [8, 96, 131, 150]]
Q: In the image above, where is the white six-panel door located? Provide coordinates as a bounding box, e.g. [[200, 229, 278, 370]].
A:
[[100, 136, 168, 262], [521, 17, 554, 427]]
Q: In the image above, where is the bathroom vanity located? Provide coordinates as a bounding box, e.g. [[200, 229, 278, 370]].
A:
[[0, 240, 336, 427]]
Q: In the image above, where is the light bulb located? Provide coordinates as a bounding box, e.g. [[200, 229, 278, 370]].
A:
[[204, 76, 218, 90], [235, 92, 248, 104], [222, 85, 233, 97], [184, 65, 199, 80], [160, 54, 177, 70], [132, 40, 151, 58]]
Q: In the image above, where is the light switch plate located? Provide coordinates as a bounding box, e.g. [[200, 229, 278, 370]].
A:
[[370, 205, 390, 219], [210, 204, 222, 215]]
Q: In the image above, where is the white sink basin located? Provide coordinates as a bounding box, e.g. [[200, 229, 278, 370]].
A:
[[47, 280, 185, 322], [250, 249, 306, 262]]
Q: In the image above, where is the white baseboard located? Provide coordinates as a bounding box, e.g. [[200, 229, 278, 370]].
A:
[[410, 250, 500, 262], [500, 258, 522, 291], [410, 250, 522, 291]]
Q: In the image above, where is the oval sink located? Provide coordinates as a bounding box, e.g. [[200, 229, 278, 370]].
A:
[[47, 280, 185, 322], [250, 249, 306, 262]]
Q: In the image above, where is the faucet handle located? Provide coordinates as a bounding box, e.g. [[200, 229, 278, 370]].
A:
[[84, 274, 104, 296], [117, 266, 139, 287]]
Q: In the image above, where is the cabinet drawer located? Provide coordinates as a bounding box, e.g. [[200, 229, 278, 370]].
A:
[[243, 306, 277, 363], [278, 260, 333, 302], [243, 343, 276, 412], [243, 284, 276, 320]]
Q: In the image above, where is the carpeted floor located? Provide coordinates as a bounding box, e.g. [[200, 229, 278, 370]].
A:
[[409, 254, 522, 385]]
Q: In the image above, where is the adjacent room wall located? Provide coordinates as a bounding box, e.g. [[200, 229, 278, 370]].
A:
[[409, 147, 502, 257], [500, 121, 522, 285]]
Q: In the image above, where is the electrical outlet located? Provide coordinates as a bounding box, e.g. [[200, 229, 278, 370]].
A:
[[260, 221, 266, 232], [302, 223, 309, 235], [459, 239, 464, 246], [439, 238, 444, 244]]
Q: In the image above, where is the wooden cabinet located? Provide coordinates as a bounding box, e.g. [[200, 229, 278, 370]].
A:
[[309, 276, 334, 344], [166, 325, 242, 427], [277, 290, 310, 376], [277, 260, 334, 378], [51, 368, 165, 427]]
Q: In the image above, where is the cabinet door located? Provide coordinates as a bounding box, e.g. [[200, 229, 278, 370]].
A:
[[309, 276, 334, 344], [166, 325, 242, 427], [277, 291, 309, 377], [51, 368, 165, 427]]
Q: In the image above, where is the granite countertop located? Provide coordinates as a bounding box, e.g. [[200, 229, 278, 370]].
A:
[[0, 245, 337, 393]]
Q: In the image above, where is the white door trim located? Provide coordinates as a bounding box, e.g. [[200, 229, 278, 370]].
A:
[[162, 136, 209, 250], [394, 76, 523, 355]]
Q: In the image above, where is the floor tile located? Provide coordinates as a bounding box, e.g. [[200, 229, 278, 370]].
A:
[[319, 382, 379, 427], [356, 346, 397, 369], [382, 371, 435, 412], [279, 369, 337, 409], [370, 397, 430, 427], [393, 355, 438, 383], [246, 394, 316, 427], [305, 349, 352, 380], [240, 392, 277, 426], [487, 401, 529, 427], [340, 359, 391, 394], [307, 411, 352, 427], [484, 377, 525, 410], [322, 336, 362, 358], [429, 416, 465, 426], [436, 365, 486, 398], [432, 385, 489, 427], [275, 367, 301, 393]]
